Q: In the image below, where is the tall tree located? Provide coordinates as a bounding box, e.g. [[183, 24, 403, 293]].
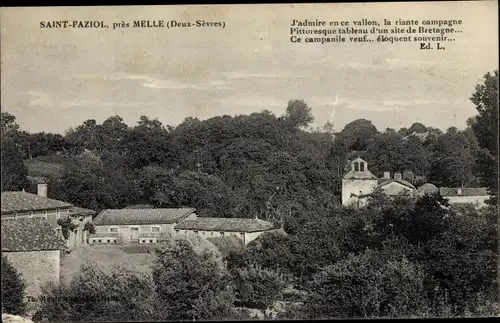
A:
[[1, 137, 29, 191], [335, 119, 379, 152], [470, 70, 499, 156], [283, 100, 314, 129], [0, 112, 20, 136]]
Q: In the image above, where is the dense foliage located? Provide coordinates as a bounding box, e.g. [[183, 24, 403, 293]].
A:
[[1, 255, 26, 316], [3, 71, 498, 319]]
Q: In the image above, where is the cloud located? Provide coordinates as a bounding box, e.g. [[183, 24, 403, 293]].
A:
[[22, 91, 54, 106], [73, 73, 232, 91], [337, 58, 443, 71], [220, 97, 286, 108], [382, 98, 461, 107]]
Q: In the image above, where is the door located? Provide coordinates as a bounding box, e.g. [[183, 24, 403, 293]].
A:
[[130, 227, 140, 243]]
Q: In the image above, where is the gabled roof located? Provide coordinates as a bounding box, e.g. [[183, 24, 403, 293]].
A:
[[1, 191, 73, 215], [93, 208, 196, 226], [174, 217, 276, 233], [1, 218, 65, 252], [378, 178, 417, 191], [440, 187, 489, 197]]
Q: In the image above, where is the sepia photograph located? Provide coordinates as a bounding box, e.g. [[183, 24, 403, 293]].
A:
[[1, 2, 499, 322]]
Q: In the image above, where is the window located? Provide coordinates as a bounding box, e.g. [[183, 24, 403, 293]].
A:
[[107, 240, 110, 243], [151, 226, 160, 233], [110, 227, 118, 233], [98, 239, 102, 243], [150, 240, 153, 243], [354, 162, 359, 171], [220, 232, 225, 237], [360, 162, 365, 171]]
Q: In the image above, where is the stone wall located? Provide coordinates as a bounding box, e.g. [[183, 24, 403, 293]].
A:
[[3, 250, 60, 307]]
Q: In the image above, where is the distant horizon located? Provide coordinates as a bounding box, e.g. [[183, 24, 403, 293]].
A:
[[4, 102, 477, 136], [1, 4, 498, 135]]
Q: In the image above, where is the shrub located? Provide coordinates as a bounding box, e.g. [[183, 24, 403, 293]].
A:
[[1, 255, 26, 315], [232, 264, 287, 310], [33, 263, 157, 322], [83, 222, 95, 234], [152, 239, 237, 321]]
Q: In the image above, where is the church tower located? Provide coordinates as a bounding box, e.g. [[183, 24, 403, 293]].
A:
[[341, 157, 378, 206]]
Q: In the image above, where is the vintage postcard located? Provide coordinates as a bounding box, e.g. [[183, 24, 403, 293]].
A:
[[1, 2, 498, 322]]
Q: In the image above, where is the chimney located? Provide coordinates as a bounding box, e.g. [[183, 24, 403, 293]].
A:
[[394, 172, 402, 181], [457, 187, 462, 195], [37, 183, 48, 197], [383, 171, 391, 179]]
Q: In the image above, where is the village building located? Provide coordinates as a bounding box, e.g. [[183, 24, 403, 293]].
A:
[[1, 185, 95, 249], [439, 187, 490, 209], [173, 217, 278, 245], [1, 218, 65, 311], [1, 184, 73, 226], [342, 157, 417, 206], [90, 208, 197, 244]]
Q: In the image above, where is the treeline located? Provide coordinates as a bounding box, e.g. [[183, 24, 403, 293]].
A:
[[0, 71, 498, 319], [1, 71, 498, 215]]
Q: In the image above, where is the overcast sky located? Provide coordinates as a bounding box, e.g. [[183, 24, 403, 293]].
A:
[[1, 2, 498, 134]]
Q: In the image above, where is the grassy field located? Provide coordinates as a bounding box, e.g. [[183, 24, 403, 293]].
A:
[[60, 244, 155, 283], [60, 236, 225, 283], [25, 158, 66, 179]]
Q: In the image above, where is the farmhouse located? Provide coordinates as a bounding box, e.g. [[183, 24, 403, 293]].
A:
[[439, 187, 490, 209], [342, 157, 417, 206], [1, 218, 65, 309], [90, 208, 197, 244], [1, 184, 73, 227], [173, 217, 278, 245], [1, 185, 95, 249]]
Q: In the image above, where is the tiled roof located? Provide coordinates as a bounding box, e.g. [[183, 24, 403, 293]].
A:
[[93, 208, 196, 226], [1, 191, 73, 215], [1, 218, 66, 252], [440, 187, 490, 196], [174, 217, 276, 233], [378, 179, 417, 191]]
